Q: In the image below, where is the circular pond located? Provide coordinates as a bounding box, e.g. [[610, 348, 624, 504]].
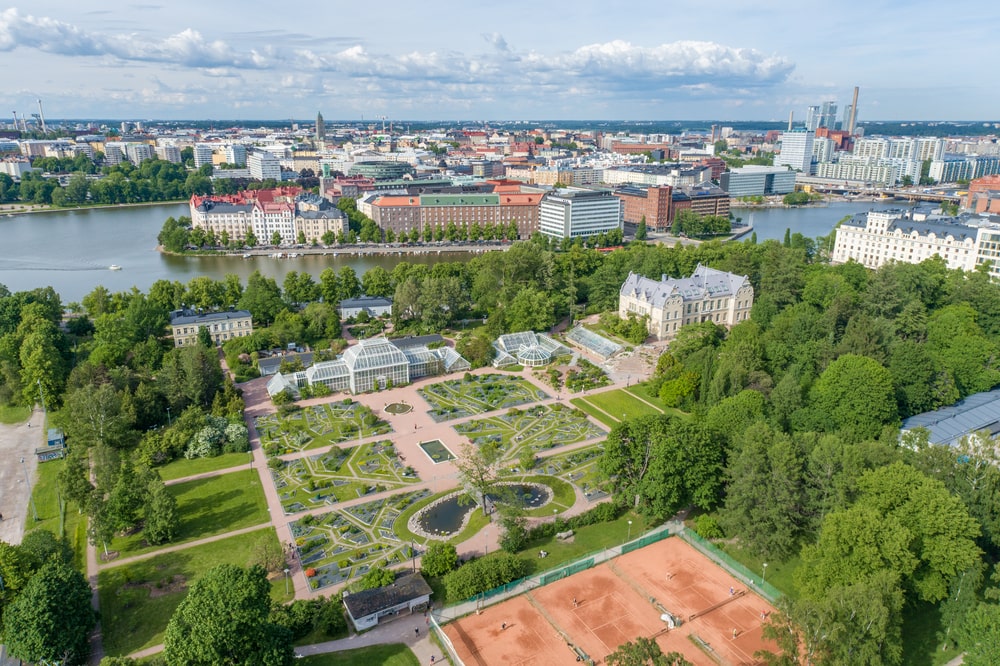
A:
[[385, 402, 413, 415], [413, 483, 553, 537]]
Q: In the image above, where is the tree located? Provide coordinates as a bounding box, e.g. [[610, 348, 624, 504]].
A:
[[443, 552, 529, 600], [2, 560, 96, 665], [634, 217, 648, 241], [163, 564, 294, 666], [337, 266, 361, 302], [145, 477, 179, 545], [606, 637, 692, 666], [721, 422, 805, 561], [454, 440, 501, 517], [421, 542, 458, 577], [358, 566, 395, 590], [361, 266, 393, 298], [239, 271, 285, 325], [809, 354, 898, 442]]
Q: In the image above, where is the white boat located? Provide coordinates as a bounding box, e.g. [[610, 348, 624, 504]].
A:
[[108, 265, 122, 271], [242, 253, 252, 259]]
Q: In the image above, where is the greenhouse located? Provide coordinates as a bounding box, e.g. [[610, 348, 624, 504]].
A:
[[266, 337, 470, 397], [492, 331, 572, 368]]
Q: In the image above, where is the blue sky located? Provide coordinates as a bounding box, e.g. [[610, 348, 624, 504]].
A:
[[1, 1, 997, 121]]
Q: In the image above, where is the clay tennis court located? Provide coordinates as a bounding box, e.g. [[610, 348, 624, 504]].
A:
[[443, 537, 779, 665]]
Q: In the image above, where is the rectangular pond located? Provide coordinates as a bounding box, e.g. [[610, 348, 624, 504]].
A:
[[419, 439, 455, 463]]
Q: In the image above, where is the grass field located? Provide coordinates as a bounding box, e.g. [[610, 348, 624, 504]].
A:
[[157, 451, 252, 481], [98, 528, 286, 657], [28, 457, 87, 571], [0, 403, 30, 423], [585, 388, 664, 419], [299, 644, 418, 666], [715, 540, 801, 600], [110, 469, 269, 557]]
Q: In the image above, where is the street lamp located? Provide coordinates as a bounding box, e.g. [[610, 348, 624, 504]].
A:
[[20, 457, 38, 521], [166, 406, 171, 426], [762, 562, 768, 583], [284, 568, 291, 596], [626, 519, 632, 544]]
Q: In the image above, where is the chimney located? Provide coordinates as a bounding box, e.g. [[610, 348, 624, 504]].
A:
[[787, 111, 794, 131], [847, 86, 860, 135]]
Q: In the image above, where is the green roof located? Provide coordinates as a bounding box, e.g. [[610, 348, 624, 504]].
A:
[[419, 194, 499, 207]]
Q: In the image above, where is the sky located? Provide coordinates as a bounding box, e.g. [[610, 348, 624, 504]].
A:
[[1, 1, 998, 122]]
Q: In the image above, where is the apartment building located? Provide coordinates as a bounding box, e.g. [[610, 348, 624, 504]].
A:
[[719, 166, 796, 197], [190, 187, 345, 245], [368, 190, 541, 238], [831, 209, 995, 273], [618, 264, 754, 341], [775, 130, 814, 173], [615, 184, 730, 231]]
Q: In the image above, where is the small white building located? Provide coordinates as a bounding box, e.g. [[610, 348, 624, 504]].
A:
[[539, 187, 623, 239], [340, 296, 393, 319], [342, 573, 432, 631], [618, 264, 754, 341]]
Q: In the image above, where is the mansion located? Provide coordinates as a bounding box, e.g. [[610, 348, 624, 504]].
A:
[[618, 265, 754, 341], [189, 188, 347, 245]]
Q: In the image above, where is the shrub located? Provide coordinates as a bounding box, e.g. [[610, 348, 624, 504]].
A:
[[443, 552, 529, 600], [421, 542, 459, 578], [694, 514, 725, 540]]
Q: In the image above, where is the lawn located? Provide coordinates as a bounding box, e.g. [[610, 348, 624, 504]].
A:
[[110, 469, 269, 557], [157, 451, 252, 481], [715, 540, 801, 600], [624, 386, 689, 420], [584, 388, 663, 420], [298, 644, 418, 666], [569, 398, 618, 428], [98, 528, 286, 657], [0, 403, 30, 423], [28, 456, 87, 571]]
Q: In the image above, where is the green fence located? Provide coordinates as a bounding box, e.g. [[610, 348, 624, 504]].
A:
[[539, 556, 596, 586], [480, 574, 530, 600], [621, 528, 672, 554], [679, 528, 782, 603]]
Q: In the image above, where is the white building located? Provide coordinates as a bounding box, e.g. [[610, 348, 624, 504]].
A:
[[155, 145, 182, 163], [125, 143, 155, 164], [192, 144, 215, 168], [776, 130, 815, 173], [539, 187, 623, 239], [618, 264, 754, 341], [248, 151, 282, 180], [719, 166, 796, 197], [831, 209, 994, 272]]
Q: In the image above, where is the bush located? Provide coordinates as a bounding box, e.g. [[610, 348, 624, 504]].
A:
[[443, 552, 529, 600], [694, 514, 725, 540], [421, 542, 459, 578]]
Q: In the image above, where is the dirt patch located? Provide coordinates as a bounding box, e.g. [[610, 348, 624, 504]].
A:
[[122, 574, 188, 598]]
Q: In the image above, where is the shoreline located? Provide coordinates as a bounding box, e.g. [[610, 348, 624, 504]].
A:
[[0, 200, 188, 217], [157, 242, 512, 259]]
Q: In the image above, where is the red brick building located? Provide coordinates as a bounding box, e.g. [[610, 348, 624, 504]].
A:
[[966, 174, 1000, 214], [615, 186, 673, 230]]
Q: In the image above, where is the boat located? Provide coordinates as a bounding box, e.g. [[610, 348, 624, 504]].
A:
[[108, 265, 122, 271], [242, 253, 252, 259]]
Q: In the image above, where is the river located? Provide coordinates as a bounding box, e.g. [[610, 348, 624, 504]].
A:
[[0, 199, 916, 302]]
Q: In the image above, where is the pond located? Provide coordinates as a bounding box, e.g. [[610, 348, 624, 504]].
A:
[[416, 483, 553, 536]]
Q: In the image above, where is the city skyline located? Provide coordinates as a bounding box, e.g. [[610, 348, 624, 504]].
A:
[[2, 1, 998, 122]]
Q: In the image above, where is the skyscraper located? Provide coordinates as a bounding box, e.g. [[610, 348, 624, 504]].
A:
[[805, 106, 820, 131], [316, 112, 326, 143], [819, 101, 838, 129]]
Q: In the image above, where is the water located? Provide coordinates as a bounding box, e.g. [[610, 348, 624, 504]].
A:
[[0, 203, 476, 302], [0, 200, 919, 302], [417, 484, 552, 535], [732, 200, 916, 242]]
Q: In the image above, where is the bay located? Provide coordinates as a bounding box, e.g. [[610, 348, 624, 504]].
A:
[[0, 199, 920, 303], [0, 204, 475, 302], [732, 200, 916, 242]]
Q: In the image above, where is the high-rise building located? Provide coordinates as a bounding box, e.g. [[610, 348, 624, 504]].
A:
[[805, 106, 820, 132], [775, 129, 815, 173], [193, 144, 214, 168], [539, 187, 623, 239], [842, 105, 853, 131], [819, 101, 838, 129], [225, 144, 247, 166], [248, 151, 282, 181], [316, 112, 326, 143]]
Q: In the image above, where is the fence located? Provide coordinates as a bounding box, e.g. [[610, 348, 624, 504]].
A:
[[678, 527, 782, 603], [433, 522, 679, 624], [428, 611, 465, 666]]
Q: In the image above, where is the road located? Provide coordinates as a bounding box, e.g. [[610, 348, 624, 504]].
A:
[[0, 408, 44, 546]]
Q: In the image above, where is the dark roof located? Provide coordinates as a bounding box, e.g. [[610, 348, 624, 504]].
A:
[[902, 388, 1000, 446], [169, 309, 252, 325], [390, 334, 443, 349], [343, 573, 432, 619], [340, 296, 392, 309], [258, 352, 314, 374], [888, 218, 977, 241]]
